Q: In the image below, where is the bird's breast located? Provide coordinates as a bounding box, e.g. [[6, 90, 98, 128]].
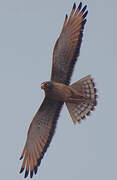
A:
[[45, 83, 72, 102]]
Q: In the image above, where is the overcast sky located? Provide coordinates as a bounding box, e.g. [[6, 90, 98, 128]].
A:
[[0, 0, 117, 179]]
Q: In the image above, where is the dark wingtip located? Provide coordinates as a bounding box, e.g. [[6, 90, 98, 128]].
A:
[[80, 19, 87, 32], [82, 10, 88, 19], [73, 2, 76, 9], [34, 166, 38, 174], [78, 2, 82, 10], [66, 14, 68, 19], [37, 158, 41, 168], [19, 156, 23, 160], [82, 5, 87, 13], [24, 170, 29, 178], [30, 171, 33, 178], [82, 19, 87, 27], [19, 167, 24, 174]]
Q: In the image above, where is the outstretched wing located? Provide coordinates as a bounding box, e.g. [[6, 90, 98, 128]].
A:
[[51, 2, 88, 85], [20, 98, 63, 178], [19, 3, 88, 178]]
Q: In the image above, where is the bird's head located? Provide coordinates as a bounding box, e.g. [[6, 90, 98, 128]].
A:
[[41, 81, 54, 92]]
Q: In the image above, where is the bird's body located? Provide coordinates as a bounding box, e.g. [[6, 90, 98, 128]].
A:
[[19, 2, 97, 178], [41, 81, 86, 102], [41, 81, 71, 101]]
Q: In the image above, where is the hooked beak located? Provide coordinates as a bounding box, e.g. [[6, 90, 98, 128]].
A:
[[41, 83, 45, 89]]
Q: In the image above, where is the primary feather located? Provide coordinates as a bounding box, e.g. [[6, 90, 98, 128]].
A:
[[51, 2, 88, 84]]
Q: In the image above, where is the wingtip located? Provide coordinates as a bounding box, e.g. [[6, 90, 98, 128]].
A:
[[73, 2, 76, 10], [30, 171, 33, 178], [19, 156, 23, 160], [82, 10, 88, 19], [82, 19, 87, 27], [34, 166, 38, 174], [84, 5, 87, 9], [82, 5, 87, 13], [24, 170, 29, 178], [79, 2, 82, 9], [19, 167, 24, 174]]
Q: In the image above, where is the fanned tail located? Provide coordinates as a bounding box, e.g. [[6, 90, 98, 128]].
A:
[[66, 75, 97, 124]]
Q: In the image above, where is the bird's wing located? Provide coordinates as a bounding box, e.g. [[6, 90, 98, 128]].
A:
[[20, 97, 63, 178], [51, 2, 88, 84]]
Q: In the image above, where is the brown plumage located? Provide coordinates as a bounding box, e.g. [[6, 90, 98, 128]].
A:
[[19, 2, 97, 178], [41, 75, 97, 124], [51, 2, 88, 84], [66, 75, 97, 123]]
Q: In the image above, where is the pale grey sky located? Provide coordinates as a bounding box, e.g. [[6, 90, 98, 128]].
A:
[[0, 0, 117, 179]]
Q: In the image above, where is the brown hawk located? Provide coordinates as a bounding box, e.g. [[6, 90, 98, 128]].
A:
[[19, 2, 97, 178]]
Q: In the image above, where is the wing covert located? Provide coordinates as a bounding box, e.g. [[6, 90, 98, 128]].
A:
[[20, 98, 63, 178], [51, 2, 88, 84]]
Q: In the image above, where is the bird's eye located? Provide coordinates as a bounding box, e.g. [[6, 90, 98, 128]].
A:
[[46, 83, 53, 90], [45, 83, 49, 87]]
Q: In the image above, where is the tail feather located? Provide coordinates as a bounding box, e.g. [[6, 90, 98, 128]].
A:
[[66, 75, 97, 124]]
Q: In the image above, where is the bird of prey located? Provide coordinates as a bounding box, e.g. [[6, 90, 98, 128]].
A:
[[19, 2, 97, 178]]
